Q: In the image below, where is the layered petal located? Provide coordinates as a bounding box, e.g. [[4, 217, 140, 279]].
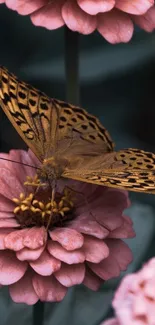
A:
[[32, 274, 67, 302], [49, 228, 84, 250], [0, 149, 134, 304], [115, 0, 154, 15], [77, 0, 115, 15], [54, 263, 85, 286], [0, 251, 27, 285], [31, 0, 65, 29], [62, 0, 97, 34], [47, 240, 85, 264], [9, 270, 38, 305], [97, 9, 134, 44], [1, 0, 154, 42], [30, 250, 61, 275]]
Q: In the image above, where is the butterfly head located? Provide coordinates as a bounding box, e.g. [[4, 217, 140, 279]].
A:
[[39, 156, 69, 182]]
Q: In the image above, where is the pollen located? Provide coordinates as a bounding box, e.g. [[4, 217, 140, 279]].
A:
[[24, 175, 46, 187], [12, 182, 75, 229]]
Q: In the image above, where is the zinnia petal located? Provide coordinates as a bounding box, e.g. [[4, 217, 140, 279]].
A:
[[100, 319, 120, 325], [32, 274, 67, 302], [106, 239, 133, 271], [54, 263, 85, 287], [31, 0, 65, 30], [82, 235, 109, 263], [0, 229, 13, 249], [97, 9, 134, 44], [62, 0, 97, 34], [47, 241, 85, 264], [16, 246, 45, 261], [3, 0, 46, 14], [77, 0, 115, 15], [0, 218, 19, 228], [30, 250, 61, 275], [69, 213, 109, 239], [0, 251, 27, 285], [88, 255, 121, 280], [0, 169, 23, 200], [83, 267, 102, 291], [4, 229, 28, 251], [115, 0, 154, 15], [49, 228, 84, 250], [133, 5, 155, 31], [23, 226, 47, 249], [9, 270, 38, 305]]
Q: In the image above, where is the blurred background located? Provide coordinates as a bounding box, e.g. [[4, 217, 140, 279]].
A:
[[0, 3, 155, 325]]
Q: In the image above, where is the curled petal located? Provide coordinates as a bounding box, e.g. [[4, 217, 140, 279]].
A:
[[23, 227, 47, 249], [0, 229, 14, 249], [82, 235, 109, 263], [77, 0, 115, 15], [88, 255, 120, 280], [16, 246, 45, 261], [106, 239, 133, 271], [62, 0, 97, 34], [30, 250, 61, 276], [83, 267, 102, 291], [31, 0, 65, 30], [47, 240, 85, 264], [54, 263, 85, 287], [11, 0, 48, 15], [133, 6, 155, 32], [69, 213, 109, 239], [115, 0, 154, 15], [109, 216, 136, 238], [97, 9, 134, 44], [0, 250, 27, 285], [32, 274, 67, 302], [4, 229, 28, 251], [9, 270, 38, 305], [49, 228, 84, 251]]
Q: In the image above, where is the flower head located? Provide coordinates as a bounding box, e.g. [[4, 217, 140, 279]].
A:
[[102, 258, 155, 325], [0, 149, 135, 304], [0, 0, 155, 43]]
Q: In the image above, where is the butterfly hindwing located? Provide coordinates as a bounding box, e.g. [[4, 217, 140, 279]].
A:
[[63, 148, 155, 193]]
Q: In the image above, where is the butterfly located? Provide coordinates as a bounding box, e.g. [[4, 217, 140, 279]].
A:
[[0, 65, 155, 195]]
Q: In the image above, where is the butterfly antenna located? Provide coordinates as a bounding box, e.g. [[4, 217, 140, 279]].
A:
[[0, 157, 41, 170]]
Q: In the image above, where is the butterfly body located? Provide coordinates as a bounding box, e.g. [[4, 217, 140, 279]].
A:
[[41, 156, 69, 181], [1, 65, 155, 194]]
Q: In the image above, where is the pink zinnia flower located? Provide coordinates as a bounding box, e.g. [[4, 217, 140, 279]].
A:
[[0, 149, 135, 305], [101, 258, 155, 325], [0, 0, 155, 43]]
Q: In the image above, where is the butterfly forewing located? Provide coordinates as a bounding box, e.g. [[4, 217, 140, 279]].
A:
[[0, 66, 114, 162]]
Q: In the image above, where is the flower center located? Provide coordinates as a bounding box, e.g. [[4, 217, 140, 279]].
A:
[[12, 175, 75, 229]]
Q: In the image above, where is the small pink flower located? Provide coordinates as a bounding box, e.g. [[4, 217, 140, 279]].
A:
[[0, 0, 155, 43], [102, 258, 155, 325], [0, 149, 134, 304]]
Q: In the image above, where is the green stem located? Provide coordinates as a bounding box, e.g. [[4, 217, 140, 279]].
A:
[[32, 27, 79, 325], [64, 27, 80, 105], [33, 301, 44, 325]]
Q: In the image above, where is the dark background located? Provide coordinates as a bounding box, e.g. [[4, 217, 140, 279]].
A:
[[0, 3, 155, 325]]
